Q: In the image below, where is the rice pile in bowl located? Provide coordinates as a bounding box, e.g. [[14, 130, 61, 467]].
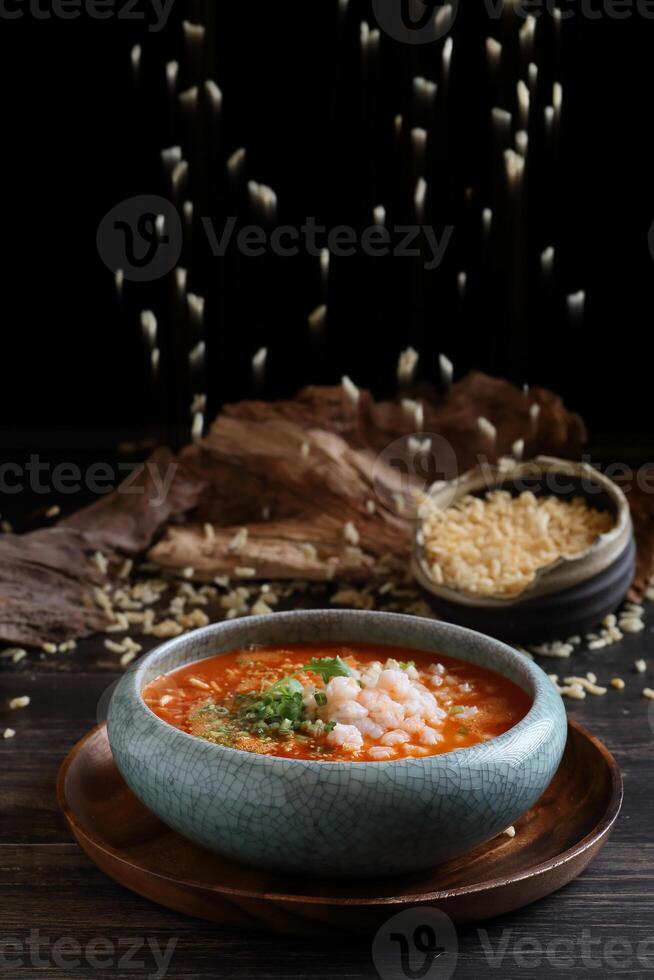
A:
[[419, 489, 614, 598]]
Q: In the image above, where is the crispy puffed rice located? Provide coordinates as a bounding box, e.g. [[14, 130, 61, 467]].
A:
[[556, 683, 586, 700], [94, 588, 114, 616], [228, 528, 249, 552], [620, 619, 645, 634], [177, 609, 210, 629], [105, 640, 126, 654], [105, 613, 130, 633], [151, 620, 184, 639], [343, 522, 360, 546], [419, 489, 613, 597], [251, 600, 273, 616], [9, 696, 30, 710], [298, 543, 318, 561], [529, 641, 573, 659], [1, 648, 27, 661], [330, 588, 374, 610], [563, 676, 607, 696], [91, 551, 109, 575]]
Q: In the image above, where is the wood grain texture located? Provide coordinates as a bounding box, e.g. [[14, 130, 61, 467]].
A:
[[2, 616, 654, 978], [56, 721, 621, 934]]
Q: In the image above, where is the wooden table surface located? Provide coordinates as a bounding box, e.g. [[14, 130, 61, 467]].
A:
[[2, 615, 654, 980]]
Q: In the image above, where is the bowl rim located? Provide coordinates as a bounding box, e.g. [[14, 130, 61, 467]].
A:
[[110, 610, 565, 769], [58, 719, 622, 907], [413, 455, 633, 607]]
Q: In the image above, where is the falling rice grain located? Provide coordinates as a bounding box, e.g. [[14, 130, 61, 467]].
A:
[[9, 696, 30, 710]]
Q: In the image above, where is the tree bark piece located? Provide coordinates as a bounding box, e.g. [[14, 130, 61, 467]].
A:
[[150, 374, 588, 582]]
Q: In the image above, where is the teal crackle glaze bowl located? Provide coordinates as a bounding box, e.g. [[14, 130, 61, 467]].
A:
[[107, 611, 567, 878]]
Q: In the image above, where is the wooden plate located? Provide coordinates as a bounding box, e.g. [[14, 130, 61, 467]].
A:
[[57, 721, 622, 935]]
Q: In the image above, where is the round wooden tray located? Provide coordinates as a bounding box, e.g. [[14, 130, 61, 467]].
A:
[[57, 721, 622, 935]]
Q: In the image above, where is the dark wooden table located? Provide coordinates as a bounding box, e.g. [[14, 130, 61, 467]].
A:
[[2, 617, 654, 980]]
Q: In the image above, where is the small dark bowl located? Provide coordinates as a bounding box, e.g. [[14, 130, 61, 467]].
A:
[[417, 536, 635, 643], [413, 457, 636, 644]]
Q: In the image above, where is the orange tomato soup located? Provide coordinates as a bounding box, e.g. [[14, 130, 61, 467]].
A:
[[142, 643, 531, 762]]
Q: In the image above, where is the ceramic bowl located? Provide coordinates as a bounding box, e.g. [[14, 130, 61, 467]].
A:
[[413, 456, 636, 643], [107, 610, 567, 878]]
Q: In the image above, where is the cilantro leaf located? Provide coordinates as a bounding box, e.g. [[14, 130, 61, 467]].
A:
[[302, 657, 355, 684]]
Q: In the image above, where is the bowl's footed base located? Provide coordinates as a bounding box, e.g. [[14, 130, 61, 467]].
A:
[[57, 722, 622, 935]]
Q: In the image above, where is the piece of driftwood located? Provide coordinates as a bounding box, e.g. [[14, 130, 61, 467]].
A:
[[619, 468, 654, 600], [150, 373, 587, 581], [0, 450, 203, 646], [0, 373, 610, 646]]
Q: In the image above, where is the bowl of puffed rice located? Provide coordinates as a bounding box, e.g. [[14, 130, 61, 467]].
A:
[[412, 456, 635, 643]]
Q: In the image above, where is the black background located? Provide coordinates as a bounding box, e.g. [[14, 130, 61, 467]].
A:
[[0, 0, 652, 517]]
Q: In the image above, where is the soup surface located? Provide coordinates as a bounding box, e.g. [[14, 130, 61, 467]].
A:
[[142, 643, 531, 762]]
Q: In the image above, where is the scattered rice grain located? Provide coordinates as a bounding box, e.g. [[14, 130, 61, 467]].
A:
[[9, 696, 30, 710]]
